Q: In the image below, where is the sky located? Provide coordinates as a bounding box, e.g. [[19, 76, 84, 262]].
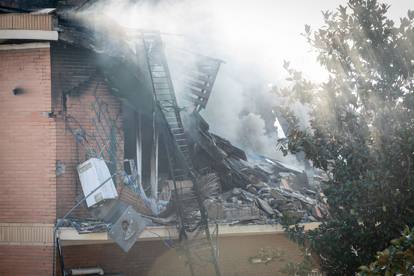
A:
[[187, 0, 412, 83], [93, 0, 413, 89]]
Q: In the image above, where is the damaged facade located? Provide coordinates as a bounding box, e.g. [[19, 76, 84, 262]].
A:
[[0, 2, 327, 276]]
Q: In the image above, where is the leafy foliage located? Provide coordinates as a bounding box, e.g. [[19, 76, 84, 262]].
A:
[[280, 254, 315, 276], [359, 226, 414, 275], [277, 0, 414, 274]]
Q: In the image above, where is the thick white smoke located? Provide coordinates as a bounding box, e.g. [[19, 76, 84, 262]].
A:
[[71, 0, 331, 167], [77, 0, 414, 167]]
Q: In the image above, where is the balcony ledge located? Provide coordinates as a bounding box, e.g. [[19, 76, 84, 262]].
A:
[[58, 222, 320, 246]]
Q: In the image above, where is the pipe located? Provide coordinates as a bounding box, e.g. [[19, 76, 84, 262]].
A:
[[70, 267, 104, 275]]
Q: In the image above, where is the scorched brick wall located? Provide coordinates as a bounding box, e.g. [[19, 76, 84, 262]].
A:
[[51, 43, 124, 218]]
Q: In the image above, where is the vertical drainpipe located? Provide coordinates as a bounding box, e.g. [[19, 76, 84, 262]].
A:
[[150, 110, 159, 200], [136, 113, 143, 189], [109, 125, 117, 175]]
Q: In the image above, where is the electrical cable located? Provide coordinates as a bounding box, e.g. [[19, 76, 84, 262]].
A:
[[53, 171, 120, 276]]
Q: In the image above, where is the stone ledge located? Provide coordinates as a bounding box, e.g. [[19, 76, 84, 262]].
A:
[[58, 222, 320, 246], [0, 223, 54, 246], [0, 30, 58, 40]]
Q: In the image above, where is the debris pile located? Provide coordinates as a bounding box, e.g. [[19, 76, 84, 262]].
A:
[[203, 164, 329, 224], [187, 112, 329, 224], [206, 183, 328, 224]]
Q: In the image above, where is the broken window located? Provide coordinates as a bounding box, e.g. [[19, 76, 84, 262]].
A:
[[122, 102, 170, 201]]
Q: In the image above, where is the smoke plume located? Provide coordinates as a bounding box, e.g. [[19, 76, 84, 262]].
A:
[[72, 0, 341, 167]]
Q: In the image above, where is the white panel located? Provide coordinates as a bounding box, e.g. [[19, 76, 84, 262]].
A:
[[77, 158, 118, 207], [0, 30, 58, 40]]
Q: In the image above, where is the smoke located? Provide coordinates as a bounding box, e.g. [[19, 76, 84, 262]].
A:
[[237, 113, 271, 155], [72, 0, 336, 166]]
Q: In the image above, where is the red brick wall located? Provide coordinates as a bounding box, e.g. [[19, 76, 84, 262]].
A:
[[51, 43, 124, 218], [0, 46, 56, 223], [150, 234, 304, 276], [0, 245, 53, 275], [61, 234, 304, 276], [61, 241, 165, 275], [0, 45, 55, 275]]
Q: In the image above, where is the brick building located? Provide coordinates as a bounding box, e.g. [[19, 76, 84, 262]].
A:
[[0, 4, 324, 276]]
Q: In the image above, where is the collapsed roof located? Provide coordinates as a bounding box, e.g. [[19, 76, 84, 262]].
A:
[[48, 6, 329, 242], [0, 4, 328, 275]]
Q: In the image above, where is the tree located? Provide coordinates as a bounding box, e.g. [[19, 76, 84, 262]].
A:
[[359, 226, 414, 275], [277, 0, 414, 274]]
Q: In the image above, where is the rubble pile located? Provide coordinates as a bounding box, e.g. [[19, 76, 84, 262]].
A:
[[205, 167, 329, 224], [187, 112, 329, 224]]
